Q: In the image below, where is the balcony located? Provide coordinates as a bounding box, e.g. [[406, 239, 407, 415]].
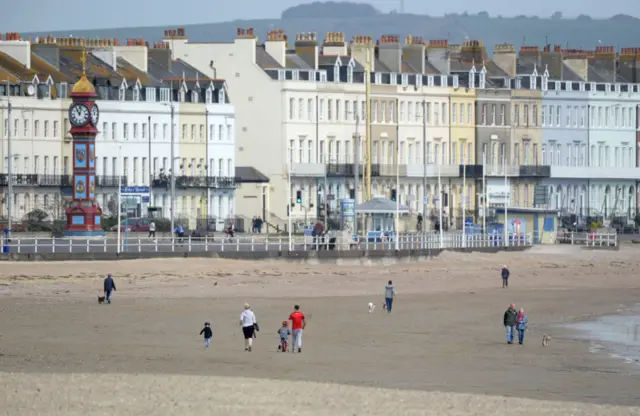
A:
[[483, 164, 520, 177], [405, 164, 461, 178], [550, 166, 640, 180], [0, 174, 38, 186], [519, 165, 551, 178], [152, 175, 237, 189], [291, 163, 325, 177], [96, 175, 128, 187], [38, 174, 73, 187], [459, 165, 484, 178], [326, 163, 381, 177]]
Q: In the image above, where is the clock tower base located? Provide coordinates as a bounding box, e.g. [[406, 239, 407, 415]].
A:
[[64, 200, 105, 237]]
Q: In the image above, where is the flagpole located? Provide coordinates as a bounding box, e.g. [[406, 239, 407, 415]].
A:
[[438, 164, 443, 249]]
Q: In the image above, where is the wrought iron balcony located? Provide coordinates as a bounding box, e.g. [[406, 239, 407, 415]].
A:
[[459, 165, 484, 178], [0, 174, 38, 186], [96, 175, 128, 187], [326, 163, 380, 177], [152, 175, 237, 189], [38, 174, 73, 187], [519, 165, 551, 177]]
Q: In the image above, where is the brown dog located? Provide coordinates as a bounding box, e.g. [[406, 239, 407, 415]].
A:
[[98, 294, 105, 304]]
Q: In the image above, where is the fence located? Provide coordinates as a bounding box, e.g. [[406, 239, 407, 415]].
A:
[[555, 231, 618, 247], [1, 232, 533, 255]]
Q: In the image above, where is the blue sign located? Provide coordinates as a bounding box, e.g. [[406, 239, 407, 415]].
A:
[[340, 199, 355, 235], [142, 196, 150, 203], [72, 215, 85, 225], [121, 186, 150, 194]]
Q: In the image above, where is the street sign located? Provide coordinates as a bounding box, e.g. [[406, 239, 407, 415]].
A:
[[327, 194, 335, 201], [120, 186, 150, 194], [142, 196, 150, 203]]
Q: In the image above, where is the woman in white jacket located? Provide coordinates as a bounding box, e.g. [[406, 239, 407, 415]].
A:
[[240, 303, 257, 351]]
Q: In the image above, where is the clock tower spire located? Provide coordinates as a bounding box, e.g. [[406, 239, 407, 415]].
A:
[[64, 47, 105, 237]]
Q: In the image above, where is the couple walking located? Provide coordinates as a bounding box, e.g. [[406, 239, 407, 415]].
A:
[[241, 303, 306, 353], [503, 304, 528, 344]]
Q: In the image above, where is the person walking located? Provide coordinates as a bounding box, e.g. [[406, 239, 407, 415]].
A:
[[103, 274, 116, 304], [199, 322, 213, 349], [503, 303, 518, 344], [149, 221, 156, 239], [240, 303, 257, 352], [516, 308, 528, 345], [501, 265, 510, 288], [384, 280, 395, 313], [289, 304, 306, 353]]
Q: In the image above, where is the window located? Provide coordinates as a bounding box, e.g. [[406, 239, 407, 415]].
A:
[[371, 101, 377, 123], [133, 123, 138, 139], [460, 103, 465, 124], [541, 145, 546, 165], [190, 124, 196, 140], [289, 98, 295, 120], [381, 102, 386, 123], [163, 124, 168, 140], [467, 104, 472, 125], [491, 104, 496, 125], [199, 125, 204, 141], [153, 123, 158, 139], [336, 100, 341, 121], [435, 104, 440, 126], [425, 102, 431, 124], [524, 105, 529, 126], [452, 103, 457, 124], [298, 98, 304, 120], [532, 105, 538, 127], [112, 123, 117, 140], [319, 140, 325, 163], [400, 102, 405, 121], [441, 103, 446, 125], [514, 105, 519, 126], [319, 99, 325, 120], [328, 99, 333, 121], [451, 142, 457, 164], [500, 104, 506, 125], [23, 119, 28, 136], [389, 101, 394, 123], [408, 102, 414, 122], [44, 121, 49, 137], [227, 125, 232, 142], [541, 106, 546, 126], [53, 121, 59, 137], [218, 125, 223, 141], [119, 86, 126, 101], [308, 98, 313, 121], [34, 120, 39, 137], [308, 140, 313, 163], [556, 106, 561, 126], [580, 106, 585, 127]]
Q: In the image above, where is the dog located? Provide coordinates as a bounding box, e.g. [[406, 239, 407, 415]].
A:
[[97, 294, 105, 304], [382, 302, 387, 311], [368, 302, 376, 313], [542, 333, 551, 347]]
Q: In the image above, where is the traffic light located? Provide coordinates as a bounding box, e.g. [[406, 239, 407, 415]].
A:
[[390, 189, 397, 201], [296, 190, 302, 204]]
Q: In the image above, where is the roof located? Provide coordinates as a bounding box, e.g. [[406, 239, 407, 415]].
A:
[[58, 48, 122, 86], [287, 53, 311, 69], [0, 51, 36, 80], [30, 53, 72, 82], [235, 166, 269, 183], [356, 197, 409, 214], [255, 45, 282, 69], [0, 67, 19, 83], [423, 60, 441, 75], [115, 56, 161, 87]]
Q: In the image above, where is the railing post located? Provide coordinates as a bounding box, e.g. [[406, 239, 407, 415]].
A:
[[265, 237, 268, 251], [278, 237, 282, 251], [34, 237, 38, 254], [172, 237, 175, 252], [236, 236, 240, 251], [69, 238, 72, 253], [571, 232, 574, 245], [205, 236, 208, 252], [138, 236, 142, 253], [52, 236, 55, 253], [86, 239, 90, 253], [221, 236, 224, 252], [17, 238, 21, 253], [155, 237, 158, 252], [104, 237, 107, 252], [251, 238, 254, 252], [188, 236, 192, 252]]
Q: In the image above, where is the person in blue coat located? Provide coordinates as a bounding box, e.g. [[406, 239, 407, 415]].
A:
[[516, 308, 528, 345], [103, 274, 116, 304]]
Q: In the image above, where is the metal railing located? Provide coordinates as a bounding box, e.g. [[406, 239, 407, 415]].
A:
[[1, 232, 533, 255], [556, 231, 618, 247]]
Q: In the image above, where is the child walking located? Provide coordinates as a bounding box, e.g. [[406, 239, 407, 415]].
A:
[[200, 322, 212, 349], [277, 321, 290, 352]]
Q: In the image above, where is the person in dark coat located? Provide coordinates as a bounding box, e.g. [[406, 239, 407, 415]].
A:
[[501, 265, 510, 288], [104, 274, 116, 304], [503, 303, 518, 344]]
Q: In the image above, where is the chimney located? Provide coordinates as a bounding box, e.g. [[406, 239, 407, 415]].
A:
[[426, 40, 449, 74], [350, 36, 375, 71], [0, 31, 31, 68], [234, 28, 258, 65], [563, 49, 590, 81], [518, 45, 541, 75], [461, 40, 487, 64], [377, 35, 402, 73], [402, 35, 425, 73], [588, 45, 616, 83], [492, 44, 516, 77], [265, 28, 287, 67], [322, 32, 346, 56], [294, 32, 318, 70], [619, 47, 640, 84]]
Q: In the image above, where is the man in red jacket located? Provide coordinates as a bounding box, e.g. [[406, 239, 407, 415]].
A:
[[289, 304, 306, 353]]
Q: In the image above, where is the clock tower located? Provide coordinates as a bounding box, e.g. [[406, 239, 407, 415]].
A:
[[64, 50, 105, 237]]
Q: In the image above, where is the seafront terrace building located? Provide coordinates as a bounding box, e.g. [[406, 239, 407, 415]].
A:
[[0, 33, 236, 230]]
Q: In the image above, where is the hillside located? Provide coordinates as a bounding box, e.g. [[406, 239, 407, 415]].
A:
[[24, 5, 640, 53]]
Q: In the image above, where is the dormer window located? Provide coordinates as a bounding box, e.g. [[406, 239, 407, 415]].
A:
[[292, 70, 300, 81], [218, 89, 225, 104], [554, 81, 561, 91], [469, 74, 475, 89], [205, 89, 212, 104], [309, 70, 315, 81], [60, 82, 69, 98], [319, 71, 327, 82], [347, 67, 353, 83], [118, 84, 126, 101], [590, 82, 596, 92], [579, 82, 585, 92], [277, 69, 285, 81], [415, 74, 422, 87], [399, 74, 407, 86], [515, 78, 522, 89], [530, 76, 537, 90], [541, 77, 548, 91], [566, 82, 573, 91], [333, 64, 339, 83], [440, 75, 448, 87], [179, 89, 186, 102], [374, 73, 382, 84], [426, 76, 433, 87], [133, 86, 140, 101], [452, 75, 459, 88], [388, 72, 396, 85], [191, 90, 199, 103], [605, 83, 611, 92], [160, 88, 170, 102], [629, 84, 633, 93], [615, 83, 621, 94], [147, 87, 156, 102]]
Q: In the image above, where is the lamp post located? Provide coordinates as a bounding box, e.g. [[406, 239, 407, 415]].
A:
[[117, 145, 122, 254], [170, 104, 176, 239], [3, 80, 13, 239], [287, 145, 293, 251]]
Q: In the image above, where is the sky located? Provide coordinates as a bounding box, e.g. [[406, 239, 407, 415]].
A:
[[2, 0, 638, 32]]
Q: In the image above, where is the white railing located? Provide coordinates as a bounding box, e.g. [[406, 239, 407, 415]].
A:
[[555, 232, 618, 247], [1, 232, 533, 255]]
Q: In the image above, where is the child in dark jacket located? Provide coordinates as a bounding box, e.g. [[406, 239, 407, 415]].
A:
[[277, 321, 290, 352], [200, 322, 212, 349]]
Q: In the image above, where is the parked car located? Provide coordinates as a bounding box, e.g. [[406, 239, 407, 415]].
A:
[[110, 218, 151, 232]]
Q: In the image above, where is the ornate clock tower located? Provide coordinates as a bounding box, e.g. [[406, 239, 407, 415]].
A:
[[64, 50, 105, 237]]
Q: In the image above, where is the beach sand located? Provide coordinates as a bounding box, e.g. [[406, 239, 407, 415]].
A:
[[1, 245, 640, 415]]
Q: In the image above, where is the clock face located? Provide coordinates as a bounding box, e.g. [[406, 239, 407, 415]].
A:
[[69, 104, 90, 127], [90, 104, 100, 125]]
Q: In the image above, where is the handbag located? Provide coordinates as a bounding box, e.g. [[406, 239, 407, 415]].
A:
[[254, 322, 260, 332]]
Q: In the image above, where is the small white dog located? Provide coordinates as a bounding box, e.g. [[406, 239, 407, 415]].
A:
[[368, 302, 376, 313]]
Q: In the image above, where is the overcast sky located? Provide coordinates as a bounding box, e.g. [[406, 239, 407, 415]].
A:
[[2, 0, 638, 32]]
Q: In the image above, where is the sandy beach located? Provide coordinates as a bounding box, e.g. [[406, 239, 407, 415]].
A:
[[1, 245, 640, 415]]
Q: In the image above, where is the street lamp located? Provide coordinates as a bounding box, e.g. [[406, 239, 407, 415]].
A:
[[1, 80, 13, 239], [159, 102, 177, 240], [287, 145, 293, 251]]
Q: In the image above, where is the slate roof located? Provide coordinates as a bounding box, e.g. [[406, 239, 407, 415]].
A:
[[255, 45, 282, 69], [356, 197, 409, 214], [236, 166, 269, 183], [115, 56, 161, 87]]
